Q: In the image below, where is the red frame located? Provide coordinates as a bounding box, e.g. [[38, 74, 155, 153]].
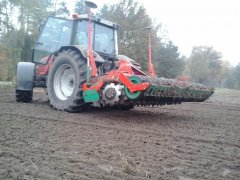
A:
[[82, 59, 149, 93]]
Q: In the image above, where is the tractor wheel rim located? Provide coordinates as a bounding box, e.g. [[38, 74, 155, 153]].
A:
[[54, 64, 75, 100]]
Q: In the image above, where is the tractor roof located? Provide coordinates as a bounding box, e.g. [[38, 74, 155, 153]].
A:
[[71, 14, 119, 29]]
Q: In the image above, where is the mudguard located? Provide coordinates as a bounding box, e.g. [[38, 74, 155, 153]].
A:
[[16, 62, 35, 91]]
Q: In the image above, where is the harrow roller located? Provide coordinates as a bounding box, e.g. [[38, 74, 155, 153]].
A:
[[126, 75, 214, 106]]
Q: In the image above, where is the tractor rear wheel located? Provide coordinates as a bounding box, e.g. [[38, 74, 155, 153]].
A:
[[47, 49, 89, 112]]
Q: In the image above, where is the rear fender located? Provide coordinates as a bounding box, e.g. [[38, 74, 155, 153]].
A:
[[58, 45, 105, 63], [36, 56, 54, 76]]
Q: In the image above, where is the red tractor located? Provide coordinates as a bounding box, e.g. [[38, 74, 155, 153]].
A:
[[16, 1, 214, 112]]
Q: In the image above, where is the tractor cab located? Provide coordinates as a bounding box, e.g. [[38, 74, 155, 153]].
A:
[[33, 14, 119, 64]]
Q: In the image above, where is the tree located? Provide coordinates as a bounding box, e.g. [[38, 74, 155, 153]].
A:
[[98, 0, 185, 77], [48, 0, 69, 17], [0, 44, 10, 80], [75, 0, 88, 14], [0, 0, 15, 34], [188, 46, 222, 84], [218, 60, 231, 87], [98, 0, 157, 71], [0, 0, 70, 81], [157, 41, 185, 78], [224, 65, 239, 89], [233, 64, 240, 89]]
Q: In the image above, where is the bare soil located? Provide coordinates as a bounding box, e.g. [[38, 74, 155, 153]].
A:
[[0, 86, 240, 180]]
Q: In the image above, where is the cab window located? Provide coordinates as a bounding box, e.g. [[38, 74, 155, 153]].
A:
[[33, 18, 73, 63]]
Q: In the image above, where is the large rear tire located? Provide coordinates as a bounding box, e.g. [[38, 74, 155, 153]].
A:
[[47, 49, 89, 112]]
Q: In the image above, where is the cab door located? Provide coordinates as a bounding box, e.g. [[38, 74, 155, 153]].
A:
[[32, 17, 73, 64]]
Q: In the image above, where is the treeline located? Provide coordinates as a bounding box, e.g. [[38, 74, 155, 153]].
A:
[[186, 46, 240, 89], [0, 0, 239, 89], [0, 0, 69, 80]]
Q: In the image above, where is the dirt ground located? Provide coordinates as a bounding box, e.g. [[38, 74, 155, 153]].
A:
[[0, 86, 239, 180]]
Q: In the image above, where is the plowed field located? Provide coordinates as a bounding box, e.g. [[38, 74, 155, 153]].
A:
[[0, 86, 240, 179]]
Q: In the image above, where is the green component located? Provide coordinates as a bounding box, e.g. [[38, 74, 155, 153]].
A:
[[124, 76, 142, 100], [83, 89, 100, 102]]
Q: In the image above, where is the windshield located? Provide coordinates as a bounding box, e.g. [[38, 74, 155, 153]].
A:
[[75, 20, 115, 55]]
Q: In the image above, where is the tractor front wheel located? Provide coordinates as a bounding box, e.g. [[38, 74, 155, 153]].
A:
[[16, 90, 33, 103], [47, 49, 89, 112], [16, 62, 35, 103]]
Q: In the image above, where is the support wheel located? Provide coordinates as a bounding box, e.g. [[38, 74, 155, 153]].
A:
[[47, 49, 89, 112]]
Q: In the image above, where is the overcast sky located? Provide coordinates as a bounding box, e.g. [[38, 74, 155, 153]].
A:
[[67, 0, 240, 66]]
